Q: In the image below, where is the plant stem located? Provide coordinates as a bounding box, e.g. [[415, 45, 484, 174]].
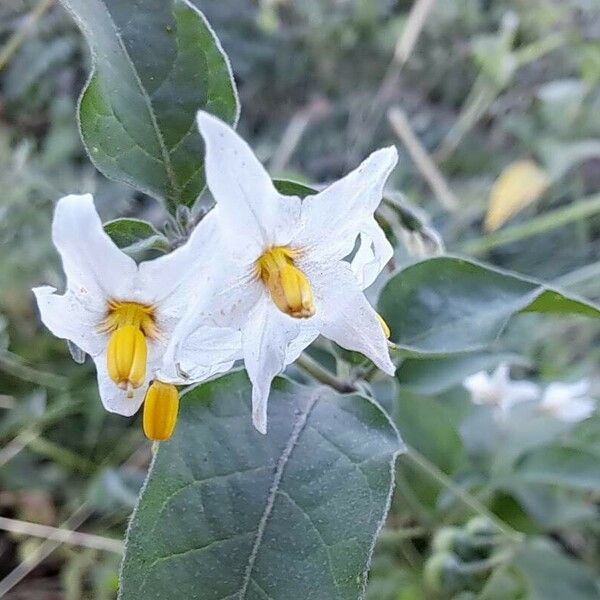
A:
[[403, 445, 523, 544], [460, 192, 600, 255], [0, 0, 55, 71], [296, 353, 355, 393]]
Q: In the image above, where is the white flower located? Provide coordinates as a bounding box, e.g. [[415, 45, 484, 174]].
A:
[[463, 364, 540, 417], [539, 380, 595, 423], [33, 194, 240, 418], [165, 111, 398, 434]]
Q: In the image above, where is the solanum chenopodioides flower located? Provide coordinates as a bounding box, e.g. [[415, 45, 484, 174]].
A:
[[463, 364, 540, 419], [33, 194, 240, 440], [164, 111, 398, 434], [539, 380, 595, 423]]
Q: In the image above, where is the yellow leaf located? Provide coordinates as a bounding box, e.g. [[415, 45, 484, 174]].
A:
[[484, 160, 550, 232]]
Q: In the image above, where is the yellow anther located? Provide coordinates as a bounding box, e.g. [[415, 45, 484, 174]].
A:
[[143, 381, 179, 442], [107, 325, 147, 393], [102, 301, 157, 394], [377, 313, 391, 339], [257, 247, 315, 318]]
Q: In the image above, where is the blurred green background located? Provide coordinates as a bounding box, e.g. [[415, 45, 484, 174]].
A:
[[1, 0, 599, 598]]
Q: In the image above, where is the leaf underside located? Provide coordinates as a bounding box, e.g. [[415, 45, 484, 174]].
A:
[[119, 371, 402, 600]]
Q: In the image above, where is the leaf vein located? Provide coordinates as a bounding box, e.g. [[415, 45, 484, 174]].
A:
[[96, 0, 180, 198], [237, 389, 321, 598]]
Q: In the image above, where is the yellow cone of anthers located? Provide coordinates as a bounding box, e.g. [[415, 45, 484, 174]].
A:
[[257, 247, 315, 318], [143, 381, 179, 442], [102, 302, 157, 396]]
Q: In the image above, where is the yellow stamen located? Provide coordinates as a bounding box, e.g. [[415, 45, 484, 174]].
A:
[[100, 301, 157, 338], [377, 313, 391, 339], [106, 325, 147, 392], [102, 301, 157, 392], [143, 381, 179, 442], [256, 247, 315, 318]]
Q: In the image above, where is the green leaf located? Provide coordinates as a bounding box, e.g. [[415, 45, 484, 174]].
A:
[[104, 218, 169, 254], [396, 352, 526, 396], [119, 371, 402, 600], [514, 539, 599, 599], [273, 179, 317, 198], [61, 0, 239, 212], [378, 256, 600, 355], [510, 446, 600, 491]]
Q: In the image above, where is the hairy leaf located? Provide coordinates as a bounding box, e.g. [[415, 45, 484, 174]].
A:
[[61, 0, 239, 211], [119, 371, 402, 600], [379, 256, 600, 355]]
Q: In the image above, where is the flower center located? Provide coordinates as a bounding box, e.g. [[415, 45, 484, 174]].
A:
[[100, 301, 157, 395], [256, 247, 315, 319], [143, 381, 179, 441]]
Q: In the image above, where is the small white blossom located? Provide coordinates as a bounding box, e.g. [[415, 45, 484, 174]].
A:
[[539, 380, 595, 423], [33, 194, 240, 417], [165, 112, 398, 433], [463, 364, 540, 418]]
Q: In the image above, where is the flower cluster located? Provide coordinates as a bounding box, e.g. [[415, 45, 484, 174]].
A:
[[463, 364, 596, 423], [34, 112, 397, 440]]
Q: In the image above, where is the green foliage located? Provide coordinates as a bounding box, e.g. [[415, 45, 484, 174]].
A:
[[120, 371, 401, 600], [1, 0, 600, 597], [104, 219, 169, 256], [379, 257, 600, 354], [61, 0, 239, 212]]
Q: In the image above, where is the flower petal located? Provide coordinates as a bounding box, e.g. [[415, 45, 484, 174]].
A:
[[242, 294, 317, 434], [196, 111, 302, 258], [503, 380, 540, 407], [94, 353, 147, 416], [351, 217, 394, 289], [52, 194, 137, 304], [463, 371, 494, 404], [307, 260, 394, 375], [137, 210, 219, 314], [32, 286, 105, 356], [162, 325, 242, 384], [553, 398, 595, 423], [298, 146, 397, 262], [544, 380, 591, 403]]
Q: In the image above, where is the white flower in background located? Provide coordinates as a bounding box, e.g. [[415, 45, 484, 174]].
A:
[[463, 364, 540, 418], [165, 111, 398, 434], [539, 380, 595, 423], [33, 194, 240, 440]]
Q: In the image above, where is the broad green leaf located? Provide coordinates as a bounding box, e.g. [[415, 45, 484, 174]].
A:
[[396, 352, 526, 396], [514, 539, 599, 599], [510, 485, 595, 529], [104, 219, 169, 254], [119, 371, 402, 600], [379, 257, 600, 355], [510, 446, 600, 491], [61, 0, 239, 212]]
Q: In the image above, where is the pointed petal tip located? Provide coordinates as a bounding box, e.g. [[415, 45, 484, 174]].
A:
[[32, 285, 57, 298], [382, 360, 396, 377], [252, 408, 268, 434], [196, 110, 227, 135], [55, 192, 95, 211], [253, 421, 268, 435], [379, 145, 399, 170]]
